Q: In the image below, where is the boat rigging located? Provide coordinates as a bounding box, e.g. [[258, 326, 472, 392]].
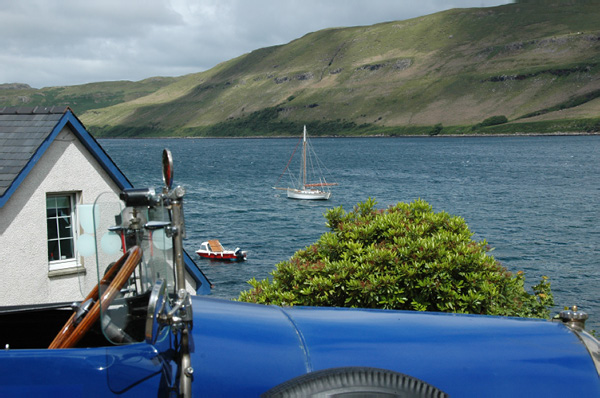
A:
[[273, 125, 338, 200]]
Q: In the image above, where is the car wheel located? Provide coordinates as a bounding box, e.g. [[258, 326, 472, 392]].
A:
[[262, 367, 447, 398]]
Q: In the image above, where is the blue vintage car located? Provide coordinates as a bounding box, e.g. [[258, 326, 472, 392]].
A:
[[1, 150, 599, 397]]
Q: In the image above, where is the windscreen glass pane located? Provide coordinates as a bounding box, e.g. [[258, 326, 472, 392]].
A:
[[90, 193, 173, 344]]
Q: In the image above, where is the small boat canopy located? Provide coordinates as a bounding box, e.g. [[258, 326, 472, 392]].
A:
[[208, 240, 224, 253]]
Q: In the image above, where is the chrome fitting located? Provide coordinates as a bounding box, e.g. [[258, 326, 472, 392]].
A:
[[559, 305, 588, 330]]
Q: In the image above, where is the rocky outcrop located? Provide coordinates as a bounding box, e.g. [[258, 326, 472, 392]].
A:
[[0, 83, 32, 90]]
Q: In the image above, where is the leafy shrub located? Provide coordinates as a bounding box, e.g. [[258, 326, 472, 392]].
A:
[[481, 115, 509, 126], [239, 198, 553, 318], [428, 123, 443, 136], [471, 115, 509, 131]]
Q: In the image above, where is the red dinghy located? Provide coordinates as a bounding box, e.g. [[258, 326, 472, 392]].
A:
[[196, 239, 247, 262]]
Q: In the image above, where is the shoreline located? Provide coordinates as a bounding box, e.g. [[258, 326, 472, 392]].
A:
[[97, 131, 600, 140]]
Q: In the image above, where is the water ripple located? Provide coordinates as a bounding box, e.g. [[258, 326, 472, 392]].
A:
[[100, 136, 600, 330]]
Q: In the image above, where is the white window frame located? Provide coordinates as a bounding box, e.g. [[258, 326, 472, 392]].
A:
[[47, 192, 81, 272]]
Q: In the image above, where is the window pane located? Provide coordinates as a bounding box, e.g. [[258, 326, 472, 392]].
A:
[[47, 219, 58, 240], [47, 196, 57, 218], [59, 239, 74, 260], [55, 196, 70, 209], [47, 194, 76, 265], [48, 241, 59, 262], [58, 216, 73, 238], [46, 197, 56, 208]]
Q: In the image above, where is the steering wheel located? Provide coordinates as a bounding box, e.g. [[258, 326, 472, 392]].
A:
[[49, 246, 142, 349]]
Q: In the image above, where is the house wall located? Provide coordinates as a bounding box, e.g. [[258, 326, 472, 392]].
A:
[[0, 126, 124, 305]]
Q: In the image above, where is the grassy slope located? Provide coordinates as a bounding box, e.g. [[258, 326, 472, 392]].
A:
[[0, 77, 179, 114], [2, 0, 599, 137]]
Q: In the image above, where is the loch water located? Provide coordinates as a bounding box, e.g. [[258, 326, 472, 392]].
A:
[[100, 135, 600, 330]]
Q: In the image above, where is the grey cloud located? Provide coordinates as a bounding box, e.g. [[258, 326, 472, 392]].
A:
[[0, 0, 512, 88]]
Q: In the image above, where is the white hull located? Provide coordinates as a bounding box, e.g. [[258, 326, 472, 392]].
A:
[[274, 125, 337, 201], [287, 188, 331, 200], [196, 240, 247, 261]]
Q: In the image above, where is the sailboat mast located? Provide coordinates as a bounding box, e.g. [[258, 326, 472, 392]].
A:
[[302, 125, 307, 188]]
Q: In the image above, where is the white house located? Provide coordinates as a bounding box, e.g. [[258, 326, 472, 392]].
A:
[[0, 106, 211, 306]]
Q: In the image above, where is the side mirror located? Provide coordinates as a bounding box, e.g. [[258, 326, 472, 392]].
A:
[[163, 149, 174, 190]]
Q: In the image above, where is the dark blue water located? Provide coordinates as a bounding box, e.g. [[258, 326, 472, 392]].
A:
[[100, 136, 600, 330]]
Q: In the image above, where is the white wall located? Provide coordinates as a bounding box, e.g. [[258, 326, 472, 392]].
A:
[[0, 126, 121, 305]]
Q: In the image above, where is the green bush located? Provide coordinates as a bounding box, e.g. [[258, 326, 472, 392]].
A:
[[472, 115, 509, 131], [239, 198, 553, 318], [481, 115, 509, 126], [428, 123, 443, 136]]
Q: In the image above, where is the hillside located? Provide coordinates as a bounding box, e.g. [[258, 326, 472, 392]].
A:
[[2, 0, 600, 137], [0, 77, 179, 115]]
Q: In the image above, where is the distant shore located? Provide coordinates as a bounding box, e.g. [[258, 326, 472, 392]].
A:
[[98, 131, 600, 140]]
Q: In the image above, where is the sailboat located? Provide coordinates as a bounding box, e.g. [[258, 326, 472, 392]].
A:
[[274, 125, 337, 200]]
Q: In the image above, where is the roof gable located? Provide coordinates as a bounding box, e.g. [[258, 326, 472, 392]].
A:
[[0, 106, 133, 207], [0, 106, 211, 294]]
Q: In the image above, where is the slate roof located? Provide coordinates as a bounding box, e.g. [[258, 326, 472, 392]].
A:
[[0, 106, 70, 197]]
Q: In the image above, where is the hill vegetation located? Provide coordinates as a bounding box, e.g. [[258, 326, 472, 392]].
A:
[[1, 0, 600, 137]]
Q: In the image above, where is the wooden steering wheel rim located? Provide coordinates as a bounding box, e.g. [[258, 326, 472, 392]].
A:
[[49, 246, 142, 349]]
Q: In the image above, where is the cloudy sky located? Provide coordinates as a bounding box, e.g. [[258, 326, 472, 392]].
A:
[[1, 0, 512, 89]]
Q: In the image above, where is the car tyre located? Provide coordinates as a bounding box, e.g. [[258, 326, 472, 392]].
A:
[[262, 367, 447, 398]]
